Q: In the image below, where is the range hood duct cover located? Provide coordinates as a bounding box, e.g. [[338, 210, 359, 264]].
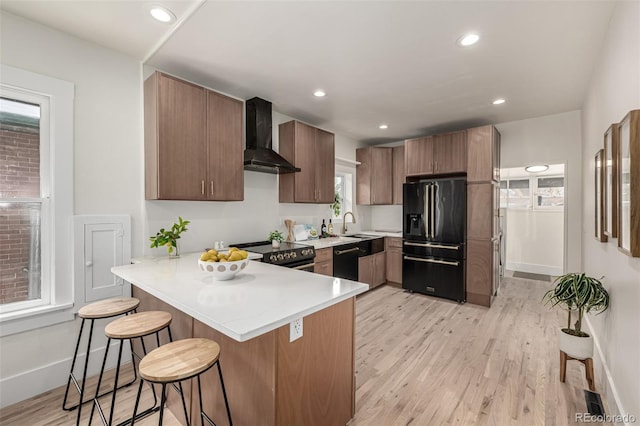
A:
[[244, 97, 300, 174]]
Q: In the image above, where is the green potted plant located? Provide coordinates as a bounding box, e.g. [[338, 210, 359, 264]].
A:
[[150, 217, 190, 258], [542, 272, 609, 359], [268, 230, 285, 248]]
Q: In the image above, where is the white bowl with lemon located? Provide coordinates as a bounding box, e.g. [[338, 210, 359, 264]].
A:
[[198, 247, 250, 281]]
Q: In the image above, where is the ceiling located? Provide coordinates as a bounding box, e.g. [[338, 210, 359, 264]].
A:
[[1, 1, 616, 144]]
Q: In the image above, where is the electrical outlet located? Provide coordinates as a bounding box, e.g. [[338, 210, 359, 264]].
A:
[[289, 317, 303, 342]]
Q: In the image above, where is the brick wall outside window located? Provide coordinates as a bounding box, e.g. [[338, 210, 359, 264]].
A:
[[0, 121, 40, 305]]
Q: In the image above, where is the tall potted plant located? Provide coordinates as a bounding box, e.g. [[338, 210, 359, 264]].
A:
[[542, 273, 609, 359]]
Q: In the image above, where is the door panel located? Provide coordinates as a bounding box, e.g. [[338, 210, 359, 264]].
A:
[[315, 129, 335, 203], [402, 255, 465, 302], [432, 179, 466, 243], [294, 122, 317, 202], [433, 131, 466, 174], [403, 183, 427, 240]]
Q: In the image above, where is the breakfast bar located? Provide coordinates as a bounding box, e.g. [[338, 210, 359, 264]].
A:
[[111, 253, 368, 426]]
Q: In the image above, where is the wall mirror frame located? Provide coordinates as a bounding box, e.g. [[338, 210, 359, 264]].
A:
[[604, 124, 619, 238], [595, 149, 607, 242], [617, 109, 639, 257]]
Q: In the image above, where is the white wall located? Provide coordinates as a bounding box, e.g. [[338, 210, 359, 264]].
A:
[[496, 110, 582, 273], [0, 12, 365, 407], [0, 11, 143, 408], [505, 210, 564, 275], [581, 0, 640, 421]]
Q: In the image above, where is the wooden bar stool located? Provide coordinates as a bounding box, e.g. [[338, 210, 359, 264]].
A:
[[131, 338, 233, 426], [62, 297, 140, 425], [560, 351, 596, 391], [90, 310, 173, 426]]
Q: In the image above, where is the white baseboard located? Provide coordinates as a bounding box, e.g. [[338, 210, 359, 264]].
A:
[[506, 261, 562, 276], [585, 316, 629, 425], [0, 341, 131, 409]]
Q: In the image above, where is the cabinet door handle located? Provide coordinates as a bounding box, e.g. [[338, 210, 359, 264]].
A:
[[293, 262, 315, 270], [201, 180, 205, 195], [403, 256, 459, 266], [210, 181, 214, 195], [405, 242, 459, 250]]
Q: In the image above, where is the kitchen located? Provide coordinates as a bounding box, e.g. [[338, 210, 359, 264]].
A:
[[1, 1, 639, 425]]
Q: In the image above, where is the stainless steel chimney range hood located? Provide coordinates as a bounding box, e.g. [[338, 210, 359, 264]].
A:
[[244, 97, 300, 174]]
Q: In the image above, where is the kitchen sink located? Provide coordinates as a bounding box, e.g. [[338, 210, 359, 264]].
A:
[[344, 233, 379, 240]]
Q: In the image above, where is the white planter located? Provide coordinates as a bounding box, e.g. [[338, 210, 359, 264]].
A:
[[559, 329, 593, 360], [271, 240, 281, 249]]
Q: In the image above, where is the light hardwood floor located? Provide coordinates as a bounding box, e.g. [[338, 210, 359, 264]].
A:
[[350, 276, 607, 426], [0, 276, 605, 425]]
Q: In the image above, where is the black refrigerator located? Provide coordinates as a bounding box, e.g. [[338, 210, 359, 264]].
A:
[[402, 177, 466, 302]]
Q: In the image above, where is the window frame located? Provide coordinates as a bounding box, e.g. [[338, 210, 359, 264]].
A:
[[500, 175, 565, 212], [0, 64, 75, 336], [332, 165, 354, 223]]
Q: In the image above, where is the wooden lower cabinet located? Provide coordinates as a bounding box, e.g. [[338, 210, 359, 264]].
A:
[[358, 251, 386, 289], [133, 287, 355, 426], [466, 239, 500, 307], [385, 237, 402, 286], [313, 247, 333, 276]]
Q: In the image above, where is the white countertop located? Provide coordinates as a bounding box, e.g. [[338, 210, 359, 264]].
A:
[[111, 253, 369, 342], [297, 230, 402, 249]]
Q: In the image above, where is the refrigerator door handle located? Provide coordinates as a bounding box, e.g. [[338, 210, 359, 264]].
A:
[[405, 242, 460, 250], [404, 256, 459, 267], [424, 184, 430, 239], [430, 184, 436, 239]]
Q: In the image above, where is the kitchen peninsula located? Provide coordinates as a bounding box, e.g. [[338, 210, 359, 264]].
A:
[[111, 253, 368, 426]]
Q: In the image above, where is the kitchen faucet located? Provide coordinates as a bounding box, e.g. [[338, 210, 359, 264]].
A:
[[342, 211, 356, 234]]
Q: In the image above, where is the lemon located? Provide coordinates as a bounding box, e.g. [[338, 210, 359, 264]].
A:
[[208, 249, 218, 255], [239, 250, 248, 259], [228, 252, 242, 261], [200, 252, 209, 261]]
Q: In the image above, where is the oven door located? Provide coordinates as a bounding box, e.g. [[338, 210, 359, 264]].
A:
[[287, 258, 315, 272]]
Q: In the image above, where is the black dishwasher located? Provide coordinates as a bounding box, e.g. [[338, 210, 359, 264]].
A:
[[333, 243, 360, 281]]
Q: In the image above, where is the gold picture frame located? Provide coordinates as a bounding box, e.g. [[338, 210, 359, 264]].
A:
[[595, 149, 607, 242], [617, 109, 640, 257], [604, 124, 619, 238]]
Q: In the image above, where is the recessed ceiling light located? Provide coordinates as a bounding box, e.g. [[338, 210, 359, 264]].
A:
[[313, 90, 326, 97], [457, 33, 479, 47], [525, 165, 549, 173], [492, 98, 506, 105], [379, 124, 388, 129], [150, 5, 176, 23]]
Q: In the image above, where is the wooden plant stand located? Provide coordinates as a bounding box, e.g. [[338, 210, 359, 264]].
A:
[[560, 351, 595, 391]]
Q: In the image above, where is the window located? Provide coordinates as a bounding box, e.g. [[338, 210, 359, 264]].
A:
[[332, 170, 353, 222], [0, 64, 74, 336], [500, 175, 564, 211], [0, 97, 46, 310]]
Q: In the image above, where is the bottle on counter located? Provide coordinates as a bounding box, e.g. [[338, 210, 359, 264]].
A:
[[321, 219, 327, 237], [328, 219, 334, 235]]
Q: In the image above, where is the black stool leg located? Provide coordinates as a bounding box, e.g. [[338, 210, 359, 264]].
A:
[[107, 339, 125, 425], [130, 378, 145, 426], [76, 318, 96, 426], [62, 318, 86, 411], [217, 361, 233, 426], [178, 381, 190, 426], [89, 337, 112, 425], [158, 384, 167, 426]]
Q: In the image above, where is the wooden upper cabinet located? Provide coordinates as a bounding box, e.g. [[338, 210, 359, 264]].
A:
[[315, 129, 336, 203], [279, 121, 335, 204], [207, 90, 244, 201], [405, 136, 434, 176], [433, 130, 466, 174], [145, 72, 207, 200], [145, 71, 244, 201], [356, 147, 392, 205], [392, 145, 405, 205], [405, 131, 466, 177], [467, 125, 501, 183]]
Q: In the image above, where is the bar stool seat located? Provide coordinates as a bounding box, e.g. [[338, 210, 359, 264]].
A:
[[90, 311, 173, 426], [132, 338, 233, 426], [63, 297, 140, 426]]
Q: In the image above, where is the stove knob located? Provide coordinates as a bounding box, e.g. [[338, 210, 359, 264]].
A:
[[301, 249, 308, 256], [277, 254, 284, 261], [291, 252, 297, 259], [270, 255, 277, 262], [284, 252, 291, 259]]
